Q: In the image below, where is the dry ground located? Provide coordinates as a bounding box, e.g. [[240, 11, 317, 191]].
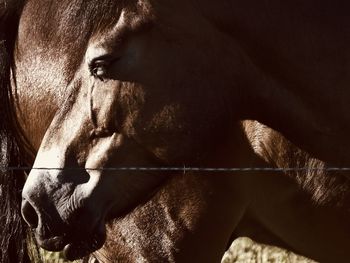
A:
[[222, 238, 316, 263]]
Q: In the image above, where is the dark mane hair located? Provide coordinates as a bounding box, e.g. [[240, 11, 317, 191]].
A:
[[0, 1, 40, 262]]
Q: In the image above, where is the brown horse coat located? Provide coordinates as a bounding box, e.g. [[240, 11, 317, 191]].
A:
[[1, 0, 350, 262]]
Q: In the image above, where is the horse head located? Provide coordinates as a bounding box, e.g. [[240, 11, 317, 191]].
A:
[[18, 1, 252, 260], [15, 0, 350, 262]]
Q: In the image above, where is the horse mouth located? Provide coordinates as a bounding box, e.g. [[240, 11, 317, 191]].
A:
[[36, 222, 105, 261], [38, 175, 171, 261], [38, 235, 68, 252], [37, 219, 106, 261], [62, 230, 106, 261]]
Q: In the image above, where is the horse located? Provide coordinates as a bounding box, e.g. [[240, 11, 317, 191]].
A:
[[1, 0, 350, 262]]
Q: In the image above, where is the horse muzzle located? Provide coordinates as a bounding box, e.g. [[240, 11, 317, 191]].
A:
[[21, 194, 107, 260], [20, 166, 110, 260]]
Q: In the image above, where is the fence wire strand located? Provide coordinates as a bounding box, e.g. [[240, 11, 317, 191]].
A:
[[2, 167, 350, 172]]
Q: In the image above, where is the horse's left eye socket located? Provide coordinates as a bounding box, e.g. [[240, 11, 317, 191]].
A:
[[89, 60, 108, 81]]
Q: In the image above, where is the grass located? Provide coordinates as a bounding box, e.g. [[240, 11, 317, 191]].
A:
[[40, 250, 70, 263], [222, 238, 316, 263], [41, 237, 317, 263]]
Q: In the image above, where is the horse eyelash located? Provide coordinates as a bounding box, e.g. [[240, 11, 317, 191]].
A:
[[88, 57, 112, 82], [92, 67, 105, 82], [89, 55, 121, 82], [88, 63, 105, 82]]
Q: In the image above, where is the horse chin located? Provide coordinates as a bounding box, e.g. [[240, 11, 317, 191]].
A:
[[36, 218, 107, 261], [62, 227, 106, 261]]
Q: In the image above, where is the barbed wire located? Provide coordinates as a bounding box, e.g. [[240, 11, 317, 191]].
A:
[[1, 166, 350, 172]]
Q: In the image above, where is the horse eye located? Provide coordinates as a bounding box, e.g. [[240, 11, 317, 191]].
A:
[[89, 59, 108, 81]]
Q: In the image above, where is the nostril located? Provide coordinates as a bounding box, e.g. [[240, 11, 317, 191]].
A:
[[21, 200, 39, 229]]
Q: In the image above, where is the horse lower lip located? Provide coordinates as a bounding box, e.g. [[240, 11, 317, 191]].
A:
[[63, 242, 100, 261], [63, 244, 74, 260], [63, 231, 106, 261], [63, 243, 84, 261], [37, 235, 67, 251]]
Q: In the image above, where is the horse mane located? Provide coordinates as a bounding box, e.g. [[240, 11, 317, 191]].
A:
[[0, 1, 41, 262]]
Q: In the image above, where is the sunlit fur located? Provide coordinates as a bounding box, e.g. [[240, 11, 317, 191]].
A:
[[2, 1, 350, 263]]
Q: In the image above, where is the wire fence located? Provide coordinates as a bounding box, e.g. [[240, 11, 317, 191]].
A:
[[2, 166, 350, 172]]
